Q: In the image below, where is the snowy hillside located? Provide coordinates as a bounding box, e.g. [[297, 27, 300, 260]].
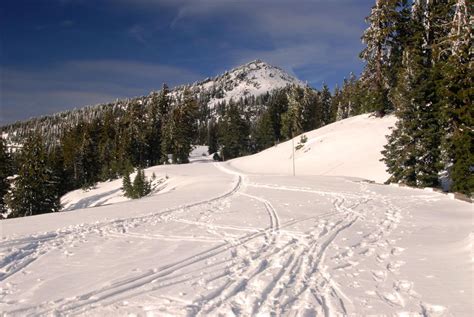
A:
[[196, 60, 306, 109], [231, 113, 397, 183], [0, 116, 472, 316]]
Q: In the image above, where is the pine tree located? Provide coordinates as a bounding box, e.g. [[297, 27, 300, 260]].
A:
[[254, 111, 275, 152], [0, 139, 12, 215], [48, 145, 72, 197], [266, 88, 289, 142], [218, 103, 250, 160], [360, 0, 400, 116], [320, 84, 333, 125], [382, 6, 444, 188], [132, 168, 151, 198], [300, 86, 320, 131], [160, 110, 175, 164], [282, 85, 304, 139], [207, 119, 219, 154], [122, 172, 133, 198], [123, 168, 151, 199], [99, 108, 118, 180], [8, 134, 61, 218], [438, 0, 473, 195], [331, 85, 343, 122], [146, 84, 170, 166], [123, 101, 148, 167], [167, 89, 199, 164], [79, 122, 101, 189]]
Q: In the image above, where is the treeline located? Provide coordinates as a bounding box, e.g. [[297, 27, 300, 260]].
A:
[[355, 0, 472, 195], [0, 86, 200, 218], [2, 82, 352, 218]]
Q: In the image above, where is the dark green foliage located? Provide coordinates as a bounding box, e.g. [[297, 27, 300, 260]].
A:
[[266, 88, 289, 142], [122, 168, 152, 199], [146, 84, 170, 166], [7, 134, 61, 218], [122, 172, 132, 197], [359, 0, 401, 116], [132, 168, 152, 198], [79, 122, 101, 189], [320, 84, 333, 125], [281, 86, 304, 139], [0, 139, 13, 215], [381, 0, 472, 191], [99, 108, 119, 180], [218, 103, 250, 160], [437, 0, 473, 195], [123, 101, 149, 167], [162, 89, 199, 164], [254, 111, 276, 152], [382, 22, 443, 187], [207, 119, 219, 154]]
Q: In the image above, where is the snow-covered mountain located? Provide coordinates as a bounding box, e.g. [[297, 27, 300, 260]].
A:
[[1, 114, 471, 316], [1, 60, 305, 146], [188, 59, 306, 108]]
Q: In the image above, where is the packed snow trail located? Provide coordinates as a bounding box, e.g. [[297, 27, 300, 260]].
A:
[[0, 160, 472, 316]]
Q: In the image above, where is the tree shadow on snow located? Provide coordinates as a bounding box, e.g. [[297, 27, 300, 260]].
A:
[[64, 188, 122, 211]]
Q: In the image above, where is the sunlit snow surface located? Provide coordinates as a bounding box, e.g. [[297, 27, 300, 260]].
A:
[[0, 115, 472, 316]]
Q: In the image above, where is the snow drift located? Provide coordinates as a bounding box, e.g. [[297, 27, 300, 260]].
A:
[[230, 113, 397, 183]]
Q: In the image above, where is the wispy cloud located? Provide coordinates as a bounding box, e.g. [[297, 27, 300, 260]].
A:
[[127, 24, 149, 44]]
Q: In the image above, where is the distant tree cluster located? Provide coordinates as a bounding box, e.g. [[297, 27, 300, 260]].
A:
[[0, 85, 203, 218]]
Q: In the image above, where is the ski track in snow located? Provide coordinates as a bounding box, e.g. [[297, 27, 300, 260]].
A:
[[0, 162, 458, 316]]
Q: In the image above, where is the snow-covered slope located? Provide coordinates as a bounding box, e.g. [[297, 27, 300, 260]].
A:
[[1, 116, 472, 317], [230, 113, 397, 183], [61, 146, 211, 211], [196, 60, 306, 108]]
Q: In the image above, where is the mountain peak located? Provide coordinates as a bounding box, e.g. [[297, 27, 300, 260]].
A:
[[199, 59, 305, 108]]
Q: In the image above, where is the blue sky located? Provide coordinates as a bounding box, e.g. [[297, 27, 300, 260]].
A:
[[1, 0, 374, 125]]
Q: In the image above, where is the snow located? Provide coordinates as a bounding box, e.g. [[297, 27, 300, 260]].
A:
[[206, 60, 306, 109], [0, 115, 472, 316], [230, 113, 398, 183]]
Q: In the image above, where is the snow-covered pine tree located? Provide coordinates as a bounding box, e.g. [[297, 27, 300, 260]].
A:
[[382, 3, 444, 187], [218, 102, 250, 160], [99, 108, 119, 180], [360, 0, 400, 116], [438, 0, 473, 195], [146, 84, 171, 166], [170, 89, 199, 164], [300, 86, 319, 132], [282, 85, 304, 139], [122, 100, 149, 168], [320, 84, 333, 125], [8, 134, 61, 218]]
